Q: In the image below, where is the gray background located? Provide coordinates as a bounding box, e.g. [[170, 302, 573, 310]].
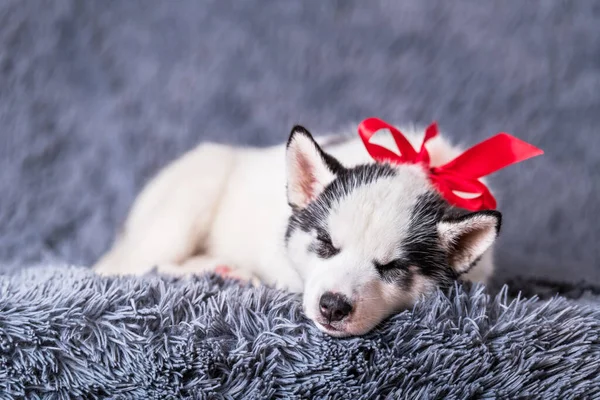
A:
[[0, 1, 598, 289]]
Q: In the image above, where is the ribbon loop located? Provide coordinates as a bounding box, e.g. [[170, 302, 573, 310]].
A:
[[358, 118, 419, 163], [358, 118, 543, 211]]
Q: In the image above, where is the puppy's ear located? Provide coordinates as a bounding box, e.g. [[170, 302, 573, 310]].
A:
[[437, 210, 501, 274], [286, 126, 343, 209]]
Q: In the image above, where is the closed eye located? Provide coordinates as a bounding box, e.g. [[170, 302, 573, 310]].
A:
[[374, 259, 408, 272], [313, 230, 340, 259]]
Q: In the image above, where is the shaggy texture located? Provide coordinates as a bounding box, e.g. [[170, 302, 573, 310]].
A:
[[1, 266, 600, 399]]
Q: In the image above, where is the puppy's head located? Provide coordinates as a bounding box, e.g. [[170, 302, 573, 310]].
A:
[[284, 126, 501, 337]]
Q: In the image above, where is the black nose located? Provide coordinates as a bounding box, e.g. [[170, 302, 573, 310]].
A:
[[319, 292, 353, 322]]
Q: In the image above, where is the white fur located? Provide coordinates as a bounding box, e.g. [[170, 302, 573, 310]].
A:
[[94, 124, 497, 336]]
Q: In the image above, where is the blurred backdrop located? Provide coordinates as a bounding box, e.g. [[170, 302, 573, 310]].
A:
[[0, 1, 598, 290]]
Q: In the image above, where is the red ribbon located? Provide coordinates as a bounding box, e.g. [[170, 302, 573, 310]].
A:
[[358, 117, 544, 211]]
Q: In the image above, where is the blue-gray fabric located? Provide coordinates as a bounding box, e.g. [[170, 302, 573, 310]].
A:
[[1, 1, 599, 398], [1, 266, 599, 398]]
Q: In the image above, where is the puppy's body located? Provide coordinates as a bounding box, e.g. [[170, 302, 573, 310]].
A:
[[95, 124, 499, 336]]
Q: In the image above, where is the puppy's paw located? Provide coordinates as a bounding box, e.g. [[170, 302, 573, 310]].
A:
[[214, 265, 261, 287], [154, 257, 261, 287]]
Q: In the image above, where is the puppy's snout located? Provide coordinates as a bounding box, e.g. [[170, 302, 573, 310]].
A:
[[319, 292, 353, 322]]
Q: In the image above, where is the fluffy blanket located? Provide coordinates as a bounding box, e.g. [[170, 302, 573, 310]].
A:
[[1, 0, 599, 287], [1, 266, 599, 399]]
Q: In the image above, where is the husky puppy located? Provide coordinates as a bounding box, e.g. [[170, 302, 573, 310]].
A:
[[94, 123, 500, 337]]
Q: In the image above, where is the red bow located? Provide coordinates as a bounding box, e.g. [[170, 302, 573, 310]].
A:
[[358, 117, 544, 211]]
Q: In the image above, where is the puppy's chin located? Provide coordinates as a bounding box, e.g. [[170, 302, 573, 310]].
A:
[[313, 320, 375, 338], [310, 312, 381, 338], [314, 321, 352, 337]]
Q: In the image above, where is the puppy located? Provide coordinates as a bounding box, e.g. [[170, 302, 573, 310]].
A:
[[94, 123, 500, 337]]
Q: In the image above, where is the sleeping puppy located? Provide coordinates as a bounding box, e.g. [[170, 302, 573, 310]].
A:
[[94, 123, 500, 337]]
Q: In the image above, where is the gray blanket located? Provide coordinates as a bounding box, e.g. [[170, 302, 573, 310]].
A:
[[1, 266, 599, 398], [1, 0, 599, 286], [1, 1, 600, 398]]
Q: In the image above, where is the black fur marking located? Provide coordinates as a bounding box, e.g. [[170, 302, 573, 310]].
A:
[[374, 259, 410, 272], [309, 229, 340, 259], [389, 192, 459, 288]]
